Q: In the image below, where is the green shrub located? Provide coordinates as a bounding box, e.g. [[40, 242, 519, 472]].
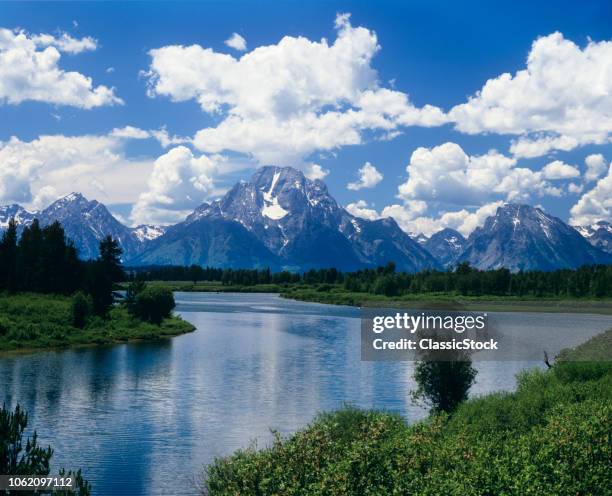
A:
[[203, 333, 612, 495], [71, 291, 92, 329], [132, 287, 175, 325]]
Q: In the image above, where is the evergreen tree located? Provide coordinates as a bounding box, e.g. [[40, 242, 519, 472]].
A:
[[0, 219, 18, 292], [17, 219, 43, 292], [98, 235, 124, 283], [0, 404, 91, 495]]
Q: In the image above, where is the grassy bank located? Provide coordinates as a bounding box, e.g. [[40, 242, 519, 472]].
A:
[[0, 293, 195, 353], [123, 280, 284, 293], [203, 330, 612, 495], [280, 285, 612, 313], [125, 281, 612, 313]]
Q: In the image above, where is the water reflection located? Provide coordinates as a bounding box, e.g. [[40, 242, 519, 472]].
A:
[[0, 293, 610, 495]]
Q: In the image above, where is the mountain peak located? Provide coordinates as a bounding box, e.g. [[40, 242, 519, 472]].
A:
[[134, 165, 440, 272], [460, 203, 610, 271], [424, 228, 466, 267]]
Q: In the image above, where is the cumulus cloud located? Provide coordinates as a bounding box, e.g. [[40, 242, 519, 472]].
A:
[[449, 32, 612, 158], [585, 153, 608, 182], [32, 31, 98, 54], [540, 160, 580, 180], [347, 162, 383, 190], [144, 13, 446, 165], [382, 201, 504, 237], [570, 163, 612, 225], [109, 125, 189, 147], [130, 146, 217, 225], [0, 132, 152, 209], [305, 163, 329, 180], [110, 126, 151, 140], [0, 27, 122, 108], [345, 200, 380, 220], [396, 142, 562, 207], [31, 185, 58, 210], [224, 32, 247, 52]]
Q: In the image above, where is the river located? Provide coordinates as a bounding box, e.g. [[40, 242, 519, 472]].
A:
[[1, 292, 610, 495]]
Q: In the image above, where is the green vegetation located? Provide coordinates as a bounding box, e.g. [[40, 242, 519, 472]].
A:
[[412, 359, 477, 414], [131, 262, 612, 298], [0, 293, 194, 353], [0, 220, 194, 353], [1, 404, 90, 494], [128, 285, 176, 325], [203, 331, 612, 495], [130, 263, 612, 312]]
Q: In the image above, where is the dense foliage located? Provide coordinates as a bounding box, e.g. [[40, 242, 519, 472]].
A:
[[412, 359, 477, 413], [203, 341, 612, 495], [0, 293, 193, 352], [131, 261, 612, 298], [129, 286, 176, 325], [0, 220, 124, 317], [1, 403, 90, 495]]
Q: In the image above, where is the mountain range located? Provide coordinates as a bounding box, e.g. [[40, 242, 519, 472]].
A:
[[1, 166, 610, 272]]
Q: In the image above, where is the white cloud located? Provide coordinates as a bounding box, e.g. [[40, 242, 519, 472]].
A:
[[31, 185, 58, 210], [382, 201, 503, 237], [145, 13, 446, 165], [0, 27, 122, 108], [110, 125, 189, 147], [570, 163, 612, 225], [305, 163, 329, 180], [568, 183, 583, 194], [224, 32, 247, 52], [541, 160, 580, 180], [449, 33, 612, 157], [0, 133, 152, 209], [396, 142, 561, 207], [131, 146, 217, 225], [110, 126, 151, 139], [33, 32, 98, 54], [585, 153, 607, 182], [346, 200, 380, 220], [347, 161, 383, 190]]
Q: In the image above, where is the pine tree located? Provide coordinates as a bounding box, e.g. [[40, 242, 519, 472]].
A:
[[0, 219, 18, 291], [98, 235, 123, 283]]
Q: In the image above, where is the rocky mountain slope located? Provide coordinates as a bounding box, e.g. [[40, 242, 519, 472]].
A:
[[457, 204, 611, 271], [133, 166, 440, 271], [423, 228, 466, 268], [574, 221, 612, 254]]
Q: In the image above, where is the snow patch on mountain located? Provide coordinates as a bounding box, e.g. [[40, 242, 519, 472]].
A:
[[261, 170, 288, 220]]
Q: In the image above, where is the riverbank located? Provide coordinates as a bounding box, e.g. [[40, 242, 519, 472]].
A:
[[0, 293, 195, 353], [133, 280, 612, 314], [203, 329, 612, 495], [281, 286, 612, 313]]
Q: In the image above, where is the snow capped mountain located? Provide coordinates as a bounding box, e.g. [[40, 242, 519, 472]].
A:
[[134, 166, 440, 271], [0, 204, 35, 230], [0, 193, 149, 260], [38, 193, 142, 260], [424, 228, 466, 267], [3, 182, 611, 272], [457, 204, 611, 271], [410, 233, 429, 245], [132, 224, 167, 242], [574, 221, 612, 254]]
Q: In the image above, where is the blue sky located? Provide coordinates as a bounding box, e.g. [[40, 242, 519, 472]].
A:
[[1, 0, 611, 234]]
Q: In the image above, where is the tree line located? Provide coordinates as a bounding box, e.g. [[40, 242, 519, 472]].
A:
[[130, 261, 612, 298], [0, 219, 123, 316], [0, 219, 176, 326]]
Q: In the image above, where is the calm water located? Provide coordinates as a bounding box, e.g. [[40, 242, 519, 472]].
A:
[[1, 293, 610, 495]]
